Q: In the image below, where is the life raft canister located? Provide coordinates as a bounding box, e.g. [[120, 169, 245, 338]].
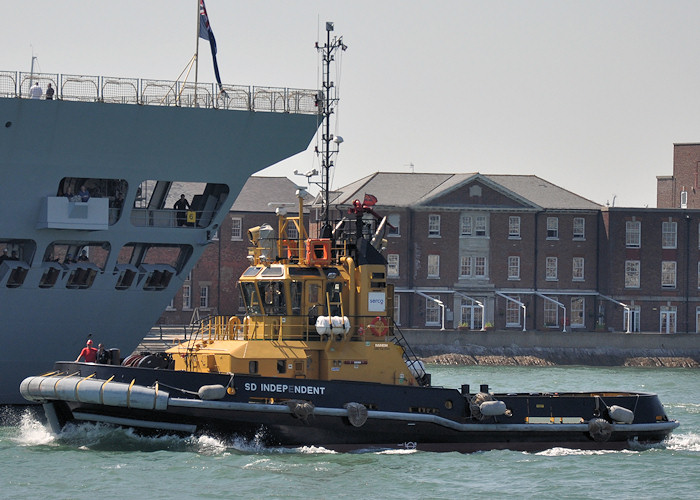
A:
[[306, 238, 331, 265], [368, 316, 388, 337]]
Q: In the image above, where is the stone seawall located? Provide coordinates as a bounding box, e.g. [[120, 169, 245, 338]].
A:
[[401, 329, 700, 367]]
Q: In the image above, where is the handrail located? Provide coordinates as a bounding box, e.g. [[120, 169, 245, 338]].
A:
[[0, 70, 320, 115]]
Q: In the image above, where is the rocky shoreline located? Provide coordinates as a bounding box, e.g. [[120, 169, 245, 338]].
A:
[[416, 346, 700, 368]]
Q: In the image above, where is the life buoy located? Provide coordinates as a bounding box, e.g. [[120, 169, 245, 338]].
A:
[[368, 316, 388, 337]]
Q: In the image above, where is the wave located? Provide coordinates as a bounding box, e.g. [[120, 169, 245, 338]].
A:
[[665, 432, 700, 452]]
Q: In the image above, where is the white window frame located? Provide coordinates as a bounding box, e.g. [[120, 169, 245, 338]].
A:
[[474, 256, 486, 278], [505, 295, 521, 327], [475, 215, 487, 236], [387, 214, 400, 237], [573, 217, 585, 239], [546, 217, 559, 239], [425, 294, 441, 326], [570, 296, 585, 327], [231, 217, 242, 241], [543, 297, 558, 327], [182, 284, 192, 310], [625, 260, 640, 288], [662, 221, 677, 249], [387, 253, 400, 278], [545, 256, 558, 281], [460, 215, 472, 236], [394, 294, 401, 326], [661, 261, 677, 288], [427, 254, 440, 278], [508, 216, 521, 238], [572, 257, 585, 281], [200, 285, 209, 309], [507, 256, 520, 280], [626, 220, 641, 248], [459, 256, 471, 278], [428, 214, 441, 237]]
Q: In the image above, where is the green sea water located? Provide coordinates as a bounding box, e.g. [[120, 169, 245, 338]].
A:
[[1, 365, 698, 500]]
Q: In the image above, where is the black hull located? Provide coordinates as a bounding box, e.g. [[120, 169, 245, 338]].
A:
[[24, 362, 678, 453]]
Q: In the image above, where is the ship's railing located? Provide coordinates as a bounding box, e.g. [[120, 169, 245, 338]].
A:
[[130, 208, 217, 228], [0, 70, 321, 115]]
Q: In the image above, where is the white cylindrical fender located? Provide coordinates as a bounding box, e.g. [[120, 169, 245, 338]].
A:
[[479, 400, 507, 416], [198, 384, 227, 400], [609, 405, 634, 424]]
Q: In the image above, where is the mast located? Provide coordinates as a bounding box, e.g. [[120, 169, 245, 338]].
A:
[[316, 22, 347, 234], [194, 0, 201, 104]]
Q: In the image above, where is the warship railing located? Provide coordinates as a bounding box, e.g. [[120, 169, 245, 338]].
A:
[[0, 70, 321, 115]]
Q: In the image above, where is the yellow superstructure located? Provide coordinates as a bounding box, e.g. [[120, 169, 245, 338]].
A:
[[167, 192, 422, 387]]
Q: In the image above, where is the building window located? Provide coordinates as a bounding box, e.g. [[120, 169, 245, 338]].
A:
[[475, 215, 487, 236], [474, 256, 486, 277], [571, 296, 585, 327], [546, 217, 558, 239], [697, 262, 700, 289], [459, 256, 471, 277], [387, 253, 399, 277], [545, 256, 558, 281], [166, 298, 175, 311], [460, 215, 472, 236], [428, 214, 441, 237], [427, 254, 440, 278], [660, 306, 677, 334], [543, 297, 558, 327], [661, 261, 677, 288], [182, 284, 191, 310], [662, 221, 677, 249], [507, 256, 520, 280], [508, 216, 521, 238], [505, 296, 521, 327], [211, 228, 219, 240], [681, 191, 688, 209], [626, 221, 641, 248], [200, 286, 209, 308], [573, 217, 585, 239], [572, 257, 584, 281], [231, 217, 242, 240], [625, 260, 640, 288], [387, 214, 400, 236], [425, 294, 441, 326]]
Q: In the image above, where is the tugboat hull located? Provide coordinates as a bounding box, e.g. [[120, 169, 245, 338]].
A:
[[21, 362, 678, 453]]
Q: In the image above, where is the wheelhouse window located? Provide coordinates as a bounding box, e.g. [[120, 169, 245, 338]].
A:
[[58, 177, 127, 225], [0, 239, 35, 288]]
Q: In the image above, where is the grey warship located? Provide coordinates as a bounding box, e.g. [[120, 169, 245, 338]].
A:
[[0, 72, 319, 403]]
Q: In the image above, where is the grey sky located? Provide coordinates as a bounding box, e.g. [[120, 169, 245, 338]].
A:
[[4, 1, 700, 208]]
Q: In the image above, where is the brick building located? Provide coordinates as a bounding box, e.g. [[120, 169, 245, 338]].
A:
[[657, 143, 700, 209], [160, 156, 700, 333]]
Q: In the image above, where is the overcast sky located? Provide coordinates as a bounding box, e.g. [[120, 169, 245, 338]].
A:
[[4, 0, 700, 208]]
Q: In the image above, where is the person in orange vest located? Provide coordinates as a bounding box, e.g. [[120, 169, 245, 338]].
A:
[[75, 339, 98, 362]]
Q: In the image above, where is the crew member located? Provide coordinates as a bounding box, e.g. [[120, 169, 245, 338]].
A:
[[76, 339, 98, 362]]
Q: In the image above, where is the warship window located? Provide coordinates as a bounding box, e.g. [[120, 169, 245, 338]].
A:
[[240, 282, 262, 315], [0, 240, 35, 288], [132, 180, 229, 228], [259, 281, 286, 314], [277, 360, 287, 374], [249, 361, 258, 374], [58, 177, 128, 225]]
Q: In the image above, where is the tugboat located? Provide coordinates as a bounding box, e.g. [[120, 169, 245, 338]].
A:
[[20, 23, 678, 452]]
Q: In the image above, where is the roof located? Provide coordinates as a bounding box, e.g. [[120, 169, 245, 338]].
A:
[[231, 176, 312, 212], [331, 172, 602, 211]]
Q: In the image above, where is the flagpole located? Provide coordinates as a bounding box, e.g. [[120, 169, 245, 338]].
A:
[[194, 0, 200, 104]]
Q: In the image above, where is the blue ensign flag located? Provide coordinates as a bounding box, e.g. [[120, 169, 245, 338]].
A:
[[199, 0, 224, 93]]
